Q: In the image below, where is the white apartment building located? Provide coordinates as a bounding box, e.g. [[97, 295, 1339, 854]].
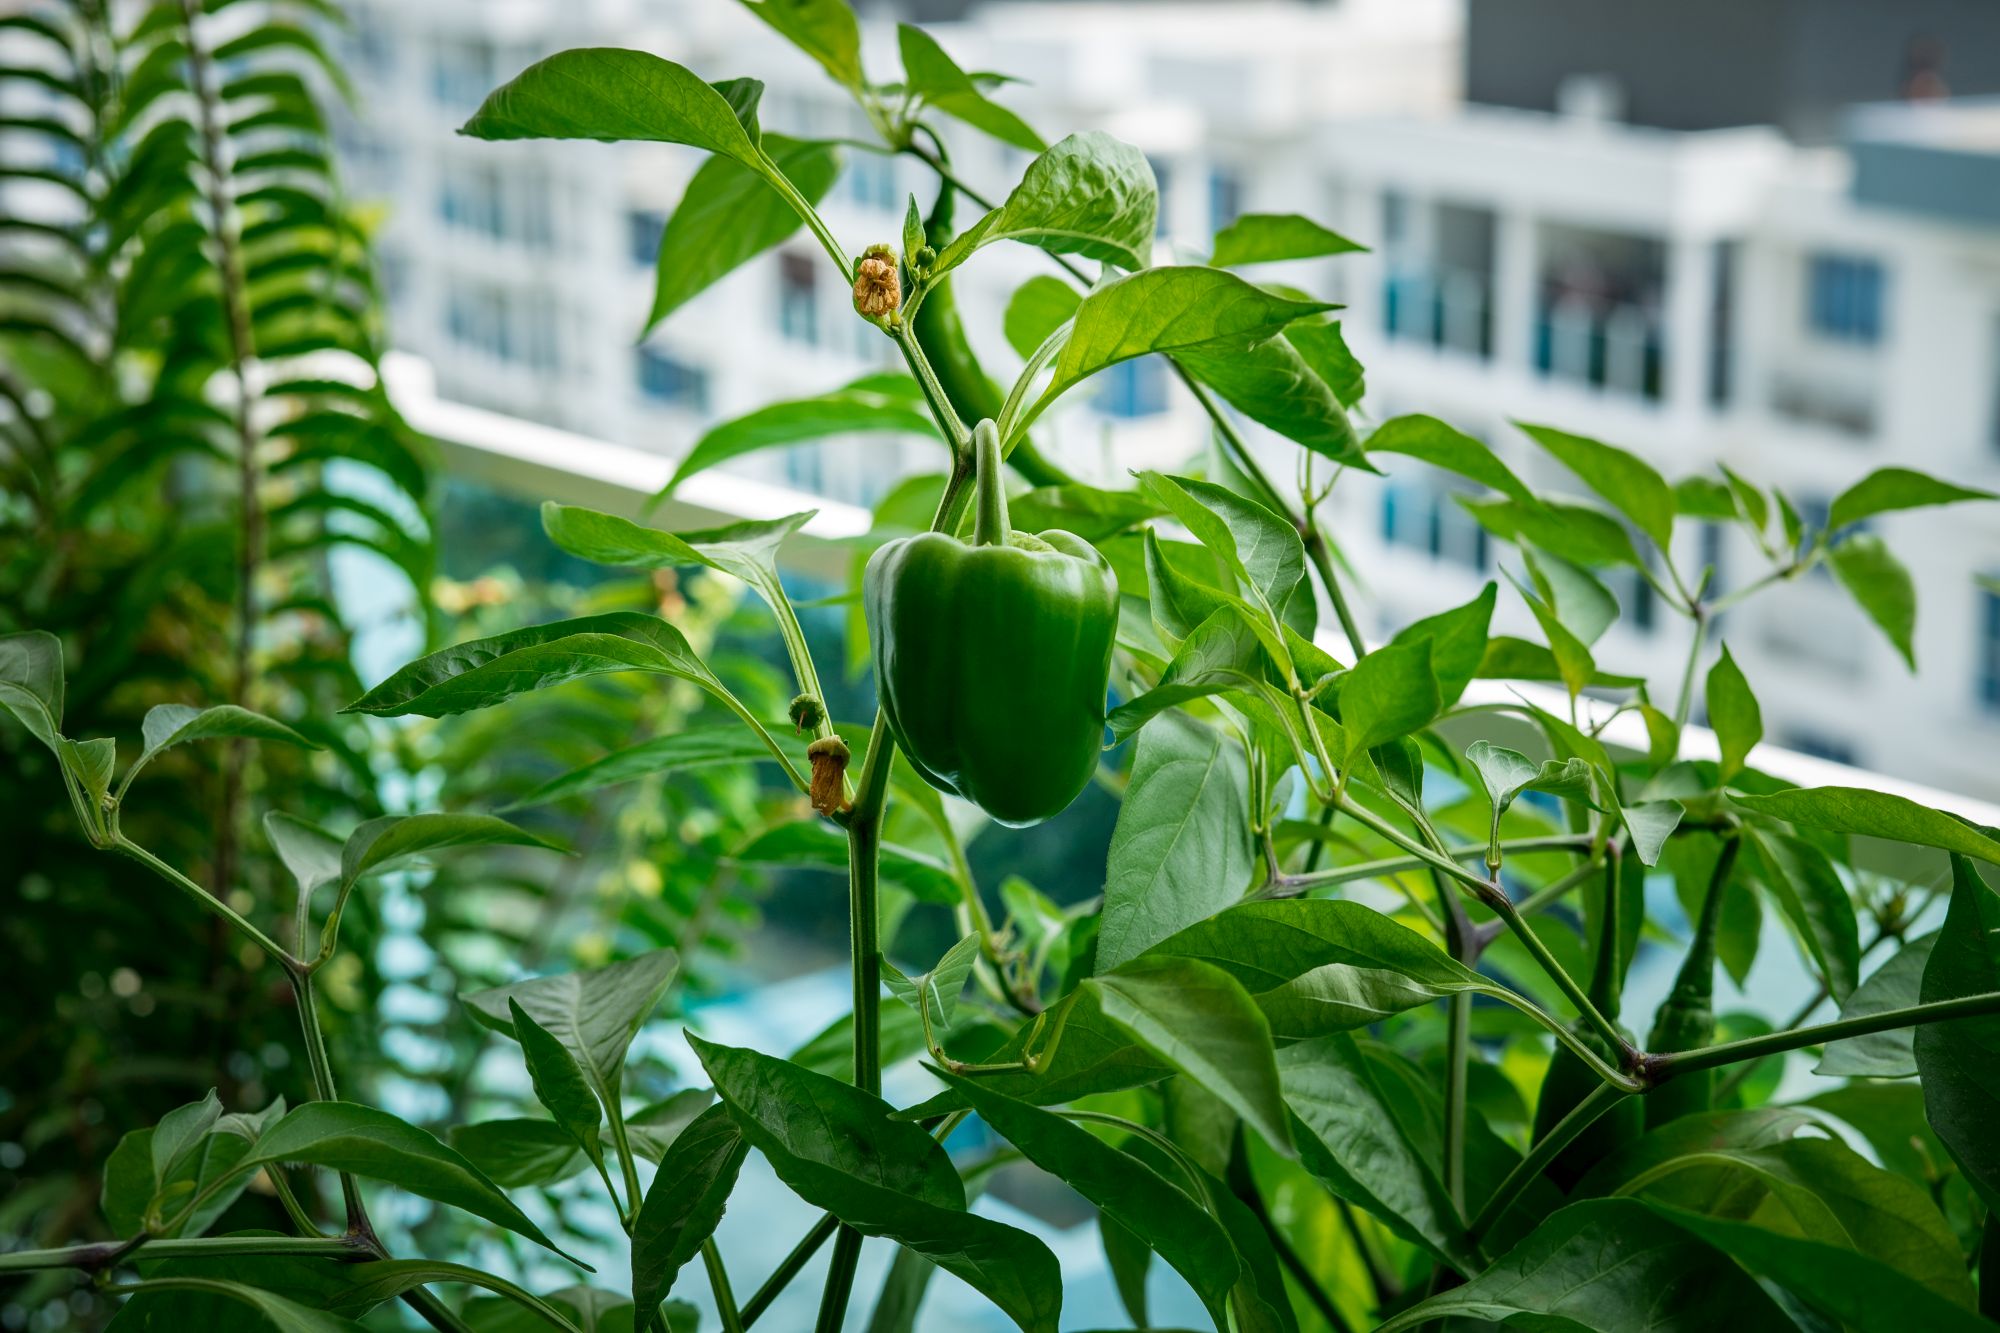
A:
[[332, 0, 2000, 798]]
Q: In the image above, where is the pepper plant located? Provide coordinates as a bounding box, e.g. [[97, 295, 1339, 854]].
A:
[[7, 4, 2000, 1331]]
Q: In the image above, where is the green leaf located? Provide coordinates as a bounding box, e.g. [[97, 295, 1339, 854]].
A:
[[1106, 604, 1275, 744], [1096, 713, 1253, 972], [465, 1285, 677, 1333], [105, 1279, 368, 1332], [1338, 639, 1439, 762], [1644, 1202, 1992, 1333], [1573, 1105, 1815, 1197], [1466, 741, 1593, 819], [1090, 956, 1295, 1158], [688, 1035, 1061, 1333], [1143, 899, 1490, 1040], [1385, 581, 1496, 707], [938, 132, 1154, 274], [1506, 570, 1595, 699], [1516, 422, 1675, 551], [1098, 1215, 1151, 1330], [1720, 464, 1769, 536], [625, 1089, 719, 1164], [0, 629, 63, 752], [1613, 1135, 1973, 1308], [1915, 855, 2000, 1202], [459, 49, 761, 166], [1829, 466, 1995, 531], [462, 950, 679, 1116], [1816, 932, 1937, 1078], [341, 813, 557, 890], [733, 819, 960, 904], [1209, 212, 1365, 266], [936, 1073, 1247, 1328], [1830, 533, 1917, 669], [647, 134, 840, 330], [1621, 800, 1685, 867], [505, 724, 810, 809], [508, 1000, 605, 1173], [1732, 785, 2000, 865], [1138, 472, 1305, 615], [1375, 1198, 1787, 1332], [1005, 482, 1161, 542], [1032, 268, 1330, 419], [631, 1103, 749, 1329], [343, 613, 740, 718], [62, 736, 115, 809], [1285, 319, 1365, 408], [245, 1103, 581, 1263], [659, 373, 937, 495], [1280, 1033, 1471, 1267], [1365, 415, 1541, 505], [1705, 645, 1761, 783], [897, 25, 1042, 150], [445, 1120, 588, 1189], [882, 934, 980, 1032], [1746, 828, 1862, 1004], [1002, 275, 1080, 359], [1176, 334, 1369, 470], [130, 704, 316, 780], [542, 504, 812, 635], [1673, 475, 1737, 520], [1523, 547, 1619, 647], [737, 0, 864, 89], [263, 813, 343, 897], [1461, 495, 1643, 569]]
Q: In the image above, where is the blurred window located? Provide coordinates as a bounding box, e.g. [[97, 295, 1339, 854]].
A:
[[779, 253, 817, 345], [1209, 167, 1241, 235], [846, 155, 899, 212], [1980, 584, 2000, 713], [431, 38, 496, 110], [629, 210, 666, 267], [636, 347, 709, 411], [1806, 254, 1884, 344], [1096, 357, 1167, 418], [1380, 476, 1487, 570]]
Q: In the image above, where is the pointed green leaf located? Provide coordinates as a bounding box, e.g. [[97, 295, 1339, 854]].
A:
[[882, 933, 980, 1033], [659, 373, 938, 495], [1366, 416, 1535, 507], [1339, 638, 1438, 762], [263, 813, 344, 897], [445, 1119, 588, 1189], [1387, 581, 1496, 707], [343, 613, 737, 718], [631, 1103, 749, 1329], [1176, 335, 1369, 469], [1516, 422, 1675, 551], [1033, 268, 1330, 420], [1830, 533, 1917, 669], [131, 704, 316, 779], [1829, 467, 1995, 531], [1746, 828, 1861, 1003], [1705, 645, 1761, 782], [462, 950, 679, 1115], [1106, 604, 1274, 743], [939, 132, 1154, 274], [897, 26, 1042, 151], [1376, 1198, 1786, 1332], [1817, 934, 1936, 1078], [1096, 713, 1253, 973], [1915, 855, 2000, 1202], [508, 1000, 605, 1172], [1209, 212, 1364, 266], [689, 1035, 1061, 1333], [647, 134, 841, 330], [340, 813, 557, 890], [1461, 494, 1643, 569], [1090, 956, 1295, 1158], [736, 0, 864, 90], [459, 49, 762, 166], [0, 629, 63, 753], [1139, 472, 1305, 616], [1732, 785, 2000, 865]]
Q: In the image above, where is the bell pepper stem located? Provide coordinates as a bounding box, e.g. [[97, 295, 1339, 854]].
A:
[[971, 420, 1008, 547]]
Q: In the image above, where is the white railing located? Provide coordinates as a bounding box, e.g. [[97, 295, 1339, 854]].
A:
[[384, 352, 2000, 846]]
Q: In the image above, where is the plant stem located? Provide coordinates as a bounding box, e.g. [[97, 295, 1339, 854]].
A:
[[742, 1214, 839, 1328], [0, 1234, 359, 1274], [1670, 606, 1708, 738], [287, 970, 372, 1236], [115, 837, 290, 967], [178, 0, 264, 905], [1644, 990, 2000, 1082], [703, 1238, 747, 1333], [813, 1229, 864, 1333], [1487, 894, 1633, 1061], [1272, 836, 1591, 897], [1467, 1082, 1631, 1244], [1502, 853, 1609, 922], [893, 322, 968, 455]]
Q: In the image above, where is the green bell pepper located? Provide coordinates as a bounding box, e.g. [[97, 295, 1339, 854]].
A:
[[864, 419, 1117, 826]]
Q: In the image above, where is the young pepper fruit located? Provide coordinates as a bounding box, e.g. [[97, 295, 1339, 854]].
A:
[[864, 419, 1118, 826]]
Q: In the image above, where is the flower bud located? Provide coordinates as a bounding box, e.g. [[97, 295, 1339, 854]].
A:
[[852, 244, 901, 319], [788, 692, 825, 733], [807, 735, 850, 816]]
